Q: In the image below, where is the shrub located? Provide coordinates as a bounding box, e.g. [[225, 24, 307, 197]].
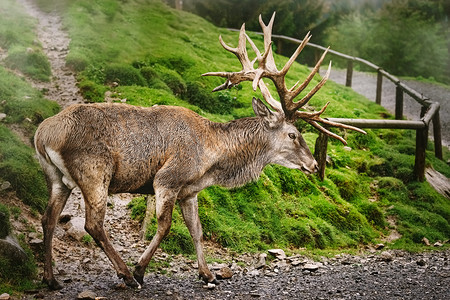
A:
[[66, 52, 88, 72], [104, 64, 146, 86], [78, 80, 107, 102], [185, 82, 232, 114], [155, 66, 187, 97], [5, 47, 51, 82]]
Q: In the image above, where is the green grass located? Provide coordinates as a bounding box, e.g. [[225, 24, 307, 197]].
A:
[[0, 0, 51, 81], [0, 0, 447, 268]]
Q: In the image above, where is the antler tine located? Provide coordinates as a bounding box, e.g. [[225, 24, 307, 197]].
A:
[[288, 47, 330, 106], [280, 32, 312, 76], [259, 12, 277, 71], [258, 79, 283, 112], [289, 60, 331, 112], [296, 101, 367, 145]]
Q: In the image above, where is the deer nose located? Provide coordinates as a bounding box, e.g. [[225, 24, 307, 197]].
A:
[[312, 160, 319, 174]]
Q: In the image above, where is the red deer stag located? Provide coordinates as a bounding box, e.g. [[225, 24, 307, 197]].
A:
[[35, 12, 365, 290]]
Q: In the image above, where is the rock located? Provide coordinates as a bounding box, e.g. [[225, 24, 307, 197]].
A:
[[343, 146, 352, 151], [416, 259, 426, 266], [216, 266, 233, 279], [77, 290, 96, 299], [66, 217, 88, 241], [433, 241, 443, 247], [0, 181, 10, 190], [290, 259, 303, 266], [268, 249, 286, 259], [0, 235, 29, 268], [422, 237, 431, 246], [255, 253, 267, 269], [0, 293, 10, 300], [375, 243, 385, 250], [248, 269, 261, 277], [303, 264, 319, 272], [380, 251, 394, 262], [203, 283, 216, 289]]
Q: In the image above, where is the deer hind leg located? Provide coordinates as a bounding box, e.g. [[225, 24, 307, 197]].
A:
[[179, 194, 217, 284], [39, 159, 72, 290], [133, 186, 177, 285], [80, 180, 139, 288]]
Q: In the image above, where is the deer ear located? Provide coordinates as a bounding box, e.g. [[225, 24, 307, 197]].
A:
[[252, 97, 280, 126]]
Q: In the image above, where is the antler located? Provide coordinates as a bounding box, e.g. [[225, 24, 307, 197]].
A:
[[202, 12, 366, 145]]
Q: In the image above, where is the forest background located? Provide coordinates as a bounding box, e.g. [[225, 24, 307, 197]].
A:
[[171, 0, 450, 84]]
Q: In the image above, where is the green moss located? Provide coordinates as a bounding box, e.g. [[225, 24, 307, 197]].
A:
[[5, 46, 51, 82], [0, 125, 49, 213]]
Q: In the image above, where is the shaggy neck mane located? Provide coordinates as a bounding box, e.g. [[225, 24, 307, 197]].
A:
[[210, 117, 273, 187]]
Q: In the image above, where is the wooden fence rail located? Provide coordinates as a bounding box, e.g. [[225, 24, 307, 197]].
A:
[[231, 29, 444, 181]]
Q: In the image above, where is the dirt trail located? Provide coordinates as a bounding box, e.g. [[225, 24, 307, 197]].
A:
[[16, 0, 83, 108]]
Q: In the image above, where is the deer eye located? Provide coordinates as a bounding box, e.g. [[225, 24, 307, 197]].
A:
[[288, 133, 296, 140]]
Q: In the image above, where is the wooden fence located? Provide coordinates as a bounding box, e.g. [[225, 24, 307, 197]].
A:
[[233, 30, 443, 181]]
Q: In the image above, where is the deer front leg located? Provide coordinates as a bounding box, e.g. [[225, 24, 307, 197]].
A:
[[179, 195, 217, 284], [80, 181, 139, 288], [133, 186, 177, 285]]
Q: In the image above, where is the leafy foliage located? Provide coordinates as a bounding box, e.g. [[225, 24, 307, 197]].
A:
[[326, 0, 449, 83]]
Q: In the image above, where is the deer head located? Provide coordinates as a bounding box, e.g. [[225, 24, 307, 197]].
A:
[[203, 12, 366, 145]]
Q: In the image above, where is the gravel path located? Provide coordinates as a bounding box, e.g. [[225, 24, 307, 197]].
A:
[[11, 1, 450, 299]]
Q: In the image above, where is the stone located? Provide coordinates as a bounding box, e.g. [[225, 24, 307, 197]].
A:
[[380, 251, 393, 262], [343, 146, 352, 151], [0, 235, 29, 268], [416, 259, 426, 266], [0, 293, 10, 300], [290, 259, 303, 266], [66, 217, 88, 241], [433, 241, 443, 247], [255, 253, 267, 269], [303, 264, 319, 272], [216, 266, 233, 279], [77, 290, 96, 299], [375, 243, 385, 250], [268, 249, 286, 259], [203, 283, 216, 289], [0, 113, 6, 121], [248, 269, 260, 277], [422, 237, 431, 246], [0, 181, 10, 190]]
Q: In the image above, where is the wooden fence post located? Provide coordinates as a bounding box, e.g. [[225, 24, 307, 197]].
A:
[[376, 70, 383, 105], [395, 86, 403, 120], [314, 132, 329, 181], [433, 110, 443, 160], [414, 127, 428, 182], [346, 60, 353, 87], [277, 39, 283, 54]]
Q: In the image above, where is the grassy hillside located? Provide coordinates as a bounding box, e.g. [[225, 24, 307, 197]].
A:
[[49, 0, 449, 253], [0, 0, 448, 272]]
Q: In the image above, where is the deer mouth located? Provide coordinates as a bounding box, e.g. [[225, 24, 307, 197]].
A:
[[300, 163, 319, 175]]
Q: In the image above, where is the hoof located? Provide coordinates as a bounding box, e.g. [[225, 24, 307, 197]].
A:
[[124, 276, 140, 289], [133, 266, 145, 285], [118, 273, 140, 289], [199, 274, 219, 285], [43, 278, 63, 290], [133, 273, 144, 286]]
